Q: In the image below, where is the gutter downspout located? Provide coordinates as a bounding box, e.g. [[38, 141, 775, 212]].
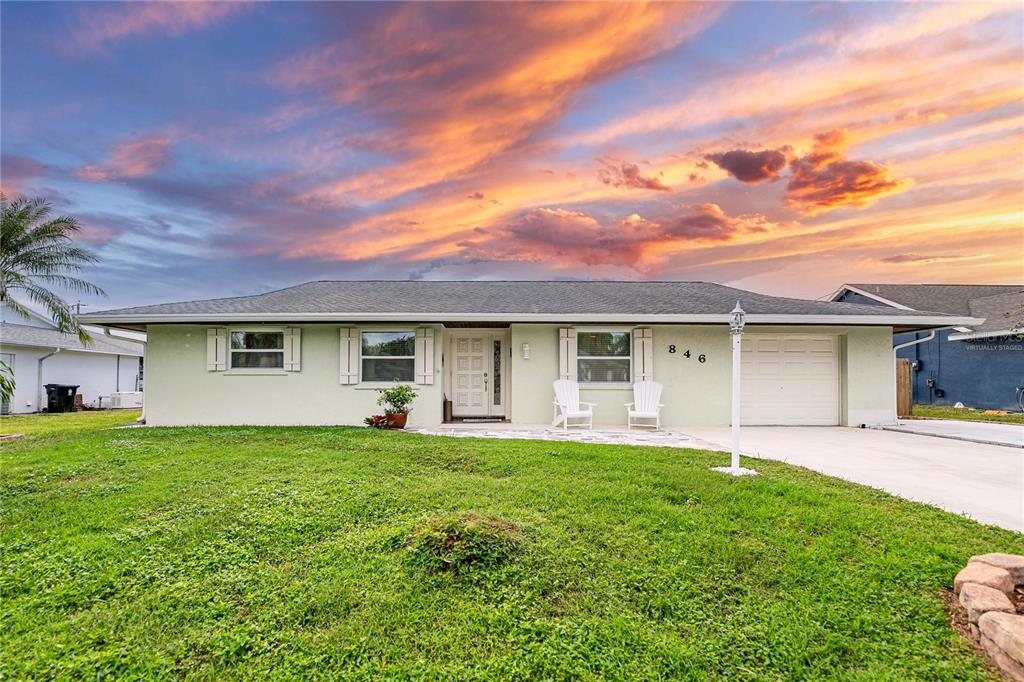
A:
[[37, 347, 61, 412], [892, 331, 935, 423]]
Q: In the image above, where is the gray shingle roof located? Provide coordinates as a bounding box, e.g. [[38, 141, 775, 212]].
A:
[[844, 283, 1022, 316], [0, 323, 144, 355], [79, 281, 970, 327], [965, 291, 1024, 334]]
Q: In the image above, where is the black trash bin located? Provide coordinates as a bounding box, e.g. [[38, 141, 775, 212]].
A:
[[44, 384, 80, 413]]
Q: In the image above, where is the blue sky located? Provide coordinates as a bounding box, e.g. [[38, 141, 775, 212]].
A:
[[2, 1, 1021, 309]]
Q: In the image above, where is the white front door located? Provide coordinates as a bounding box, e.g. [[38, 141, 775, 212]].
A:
[[741, 334, 839, 425], [450, 332, 507, 417]]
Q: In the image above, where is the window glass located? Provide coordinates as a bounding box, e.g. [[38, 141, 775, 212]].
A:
[[578, 358, 630, 383], [493, 339, 501, 405], [577, 331, 630, 357], [229, 331, 284, 369], [231, 331, 283, 350], [361, 331, 415, 356], [577, 331, 631, 383], [361, 331, 415, 382], [231, 351, 285, 369]]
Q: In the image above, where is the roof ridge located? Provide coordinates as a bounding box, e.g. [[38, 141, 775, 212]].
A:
[[848, 283, 1022, 287], [299, 279, 713, 284]]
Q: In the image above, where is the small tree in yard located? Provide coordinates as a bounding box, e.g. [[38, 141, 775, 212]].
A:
[[1, 195, 105, 343]]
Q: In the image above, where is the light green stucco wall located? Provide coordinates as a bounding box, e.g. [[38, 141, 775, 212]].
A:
[[509, 324, 895, 427], [145, 324, 444, 427], [145, 322, 895, 428], [841, 325, 897, 426]]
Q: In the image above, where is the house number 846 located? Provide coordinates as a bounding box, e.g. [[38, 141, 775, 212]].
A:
[[668, 345, 706, 363]]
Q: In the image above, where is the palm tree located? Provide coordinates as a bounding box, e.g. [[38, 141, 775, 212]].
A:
[[1, 194, 105, 343], [0, 359, 14, 407]]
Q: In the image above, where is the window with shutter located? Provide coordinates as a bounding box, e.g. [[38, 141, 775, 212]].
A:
[[207, 328, 227, 371], [360, 331, 415, 382], [558, 328, 577, 380], [339, 328, 358, 384], [633, 328, 654, 381], [415, 327, 435, 385], [284, 328, 301, 371], [228, 331, 285, 370], [577, 330, 631, 383]]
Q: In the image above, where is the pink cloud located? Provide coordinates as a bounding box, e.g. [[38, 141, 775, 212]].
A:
[[74, 1, 249, 53], [464, 203, 777, 269], [77, 136, 171, 182], [704, 147, 792, 184], [267, 3, 722, 205], [0, 155, 49, 196], [879, 253, 972, 264], [596, 158, 671, 191], [785, 129, 909, 214]]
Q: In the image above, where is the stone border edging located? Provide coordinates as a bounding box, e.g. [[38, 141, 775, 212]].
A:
[[953, 553, 1024, 680]]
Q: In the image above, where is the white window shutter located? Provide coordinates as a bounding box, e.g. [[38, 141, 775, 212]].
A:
[[558, 328, 577, 380], [415, 327, 435, 385], [284, 327, 301, 371], [634, 328, 654, 381], [207, 328, 226, 371], [339, 328, 358, 384]]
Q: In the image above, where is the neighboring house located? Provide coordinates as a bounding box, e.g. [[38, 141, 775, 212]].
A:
[[79, 281, 976, 429], [830, 284, 1023, 411], [0, 303, 145, 414]]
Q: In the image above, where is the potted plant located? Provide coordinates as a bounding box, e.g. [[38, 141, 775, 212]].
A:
[[376, 384, 418, 429]]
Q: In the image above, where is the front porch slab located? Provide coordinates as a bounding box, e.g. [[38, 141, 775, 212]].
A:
[[412, 423, 722, 450]]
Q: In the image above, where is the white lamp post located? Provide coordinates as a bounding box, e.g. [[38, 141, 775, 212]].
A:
[[713, 301, 758, 476]]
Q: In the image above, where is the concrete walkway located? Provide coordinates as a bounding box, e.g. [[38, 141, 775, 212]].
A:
[[881, 419, 1023, 448], [685, 426, 1024, 532]]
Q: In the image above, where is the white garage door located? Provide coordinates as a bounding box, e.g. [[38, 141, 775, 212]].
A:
[[741, 335, 839, 425]]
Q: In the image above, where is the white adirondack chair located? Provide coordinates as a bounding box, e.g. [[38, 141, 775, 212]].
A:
[[625, 381, 664, 430], [552, 379, 595, 431]]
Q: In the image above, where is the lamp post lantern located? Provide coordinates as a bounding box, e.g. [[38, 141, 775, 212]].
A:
[[729, 301, 745, 470], [713, 301, 758, 476]]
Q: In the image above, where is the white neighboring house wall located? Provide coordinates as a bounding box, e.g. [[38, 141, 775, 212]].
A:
[[1, 301, 144, 413], [1, 345, 142, 413]]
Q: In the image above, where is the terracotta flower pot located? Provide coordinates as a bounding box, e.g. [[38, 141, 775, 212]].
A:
[[387, 412, 408, 429]]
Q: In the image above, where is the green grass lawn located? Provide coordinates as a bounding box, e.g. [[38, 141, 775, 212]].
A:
[[2, 413, 1020, 679], [1, 409, 142, 438], [911, 404, 1024, 425]]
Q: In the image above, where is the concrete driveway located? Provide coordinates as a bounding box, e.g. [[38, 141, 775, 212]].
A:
[[883, 419, 1023, 448], [684, 426, 1024, 532]]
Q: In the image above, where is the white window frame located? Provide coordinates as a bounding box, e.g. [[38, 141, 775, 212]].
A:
[[359, 329, 416, 385], [227, 327, 286, 372], [576, 327, 632, 385]]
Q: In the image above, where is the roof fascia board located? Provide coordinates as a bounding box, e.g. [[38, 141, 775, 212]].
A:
[[948, 328, 1021, 341], [0, 341, 143, 356], [79, 312, 982, 327], [831, 285, 915, 310]]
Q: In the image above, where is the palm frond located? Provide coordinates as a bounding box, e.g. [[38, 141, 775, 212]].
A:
[[1, 195, 105, 345]]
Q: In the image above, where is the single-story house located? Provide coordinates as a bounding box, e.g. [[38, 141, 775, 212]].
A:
[[830, 284, 1023, 411], [1, 302, 145, 414], [79, 281, 978, 429]]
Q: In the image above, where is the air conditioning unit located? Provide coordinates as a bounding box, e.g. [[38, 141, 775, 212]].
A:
[[109, 392, 144, 409]]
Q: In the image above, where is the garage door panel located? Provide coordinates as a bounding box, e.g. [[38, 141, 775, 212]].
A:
[[781, 338, 811, 352], [741, 334, 839, 425]]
